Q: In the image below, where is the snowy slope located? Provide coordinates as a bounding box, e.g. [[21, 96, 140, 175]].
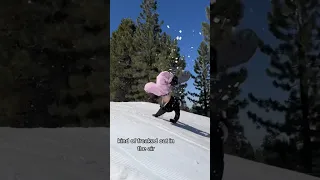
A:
[[0, 128, 109, 180], [111, 102, 320, 180], [0, 103, 317, 180], [110, 102, 210, 180], [224, 154, 320, 180]]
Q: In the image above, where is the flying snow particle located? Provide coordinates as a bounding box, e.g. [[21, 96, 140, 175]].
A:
[[191, 46, 194, 49], [176, 36, 182, 40], [167, 25, 170, 28], [187, 55, 190, 58], [199, 32, 202, 35], [234, 82, 240, 87], [213, 17, 220, 23], [175, 60, 178, 63], [175, 57, 178, 60], [221, 95, 229, 101], [179, 30, 182, 33]]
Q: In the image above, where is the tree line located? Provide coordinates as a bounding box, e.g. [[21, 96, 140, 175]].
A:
[[111, 0, 254, 161], [0, 0, 109, 127], [110, 0, 211, 115], [213, 0, 320, 177]]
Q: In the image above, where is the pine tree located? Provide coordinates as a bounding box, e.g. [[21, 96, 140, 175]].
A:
[[202, 6, 210, 44], [47, 0, 109, 127], [129, 0, 163, 101], [260, 134, 300, 170], [157, 32, 174, 71], [187, 4, 211, 117], [210, 0, 256, 164], [212, 69, 251, 157], [0, 0, 59, 127], [247, 0, 320, 174], [110, 18, 136, 101], [188, 41, 210, 116]]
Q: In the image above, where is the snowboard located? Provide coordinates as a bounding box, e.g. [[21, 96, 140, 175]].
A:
[[177, 70, 191, 84], [152, 115, 178, 124]]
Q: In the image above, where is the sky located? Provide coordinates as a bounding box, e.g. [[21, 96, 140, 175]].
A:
[[110, 0, 209, 106], [110, 0, 290, 148], [236, 0, 289, 148]]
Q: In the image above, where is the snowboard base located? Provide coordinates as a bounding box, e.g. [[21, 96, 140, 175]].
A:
[[153, 116, 178, 124]]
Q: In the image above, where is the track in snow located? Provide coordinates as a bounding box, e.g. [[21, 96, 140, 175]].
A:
[[110, 102, 210, 180], [0, 102, 317, 180], [110, 102, 320, 180]]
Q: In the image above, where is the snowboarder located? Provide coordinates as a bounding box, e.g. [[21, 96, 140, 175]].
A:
[[144, 70, 190, 123]]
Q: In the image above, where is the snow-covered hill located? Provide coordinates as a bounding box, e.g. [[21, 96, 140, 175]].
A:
[[0, 102, 317, 180], [111, 102, 320, 180], [110, 102, 210, 180], [0, 127, 109, 180], [223, 154, 320, 180]]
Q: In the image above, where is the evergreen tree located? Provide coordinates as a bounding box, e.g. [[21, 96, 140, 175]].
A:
[[110, 18, 136, 101], [129, 0, 163, 101], [202, 6, 210, 44], [247, 0, 320, 174], [0, 0, 60, 127], [260, 134, 300, 170], [213, 69, 251, 157], [0, 0, 109, 127], [157, 32, 173, 70], [47, 0, 109, 127], [211, 0, 254, 160], [188, 4, 211, 117], [188, 41, 210, 116]]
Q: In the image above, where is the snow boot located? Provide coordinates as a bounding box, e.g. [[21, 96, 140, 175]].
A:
[[169, 119, 178, 123]]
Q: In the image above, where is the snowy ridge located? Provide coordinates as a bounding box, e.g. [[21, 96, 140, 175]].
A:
[[110, 102, 210, 180]]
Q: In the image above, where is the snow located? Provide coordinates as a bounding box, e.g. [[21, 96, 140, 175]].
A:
[[0, 102, 317, 179], [175, 36, 182, 40], [111, 102, 320, 180], [223, 155, 320, 180], [0, 128, 109, 180], [110, 102, 210, 180]]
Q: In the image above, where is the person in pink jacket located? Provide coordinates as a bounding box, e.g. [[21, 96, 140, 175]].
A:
[[144, 71, 182, 123]]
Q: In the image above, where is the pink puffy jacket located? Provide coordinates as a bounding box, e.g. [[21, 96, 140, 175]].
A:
[[144, 71, 174, 97]]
